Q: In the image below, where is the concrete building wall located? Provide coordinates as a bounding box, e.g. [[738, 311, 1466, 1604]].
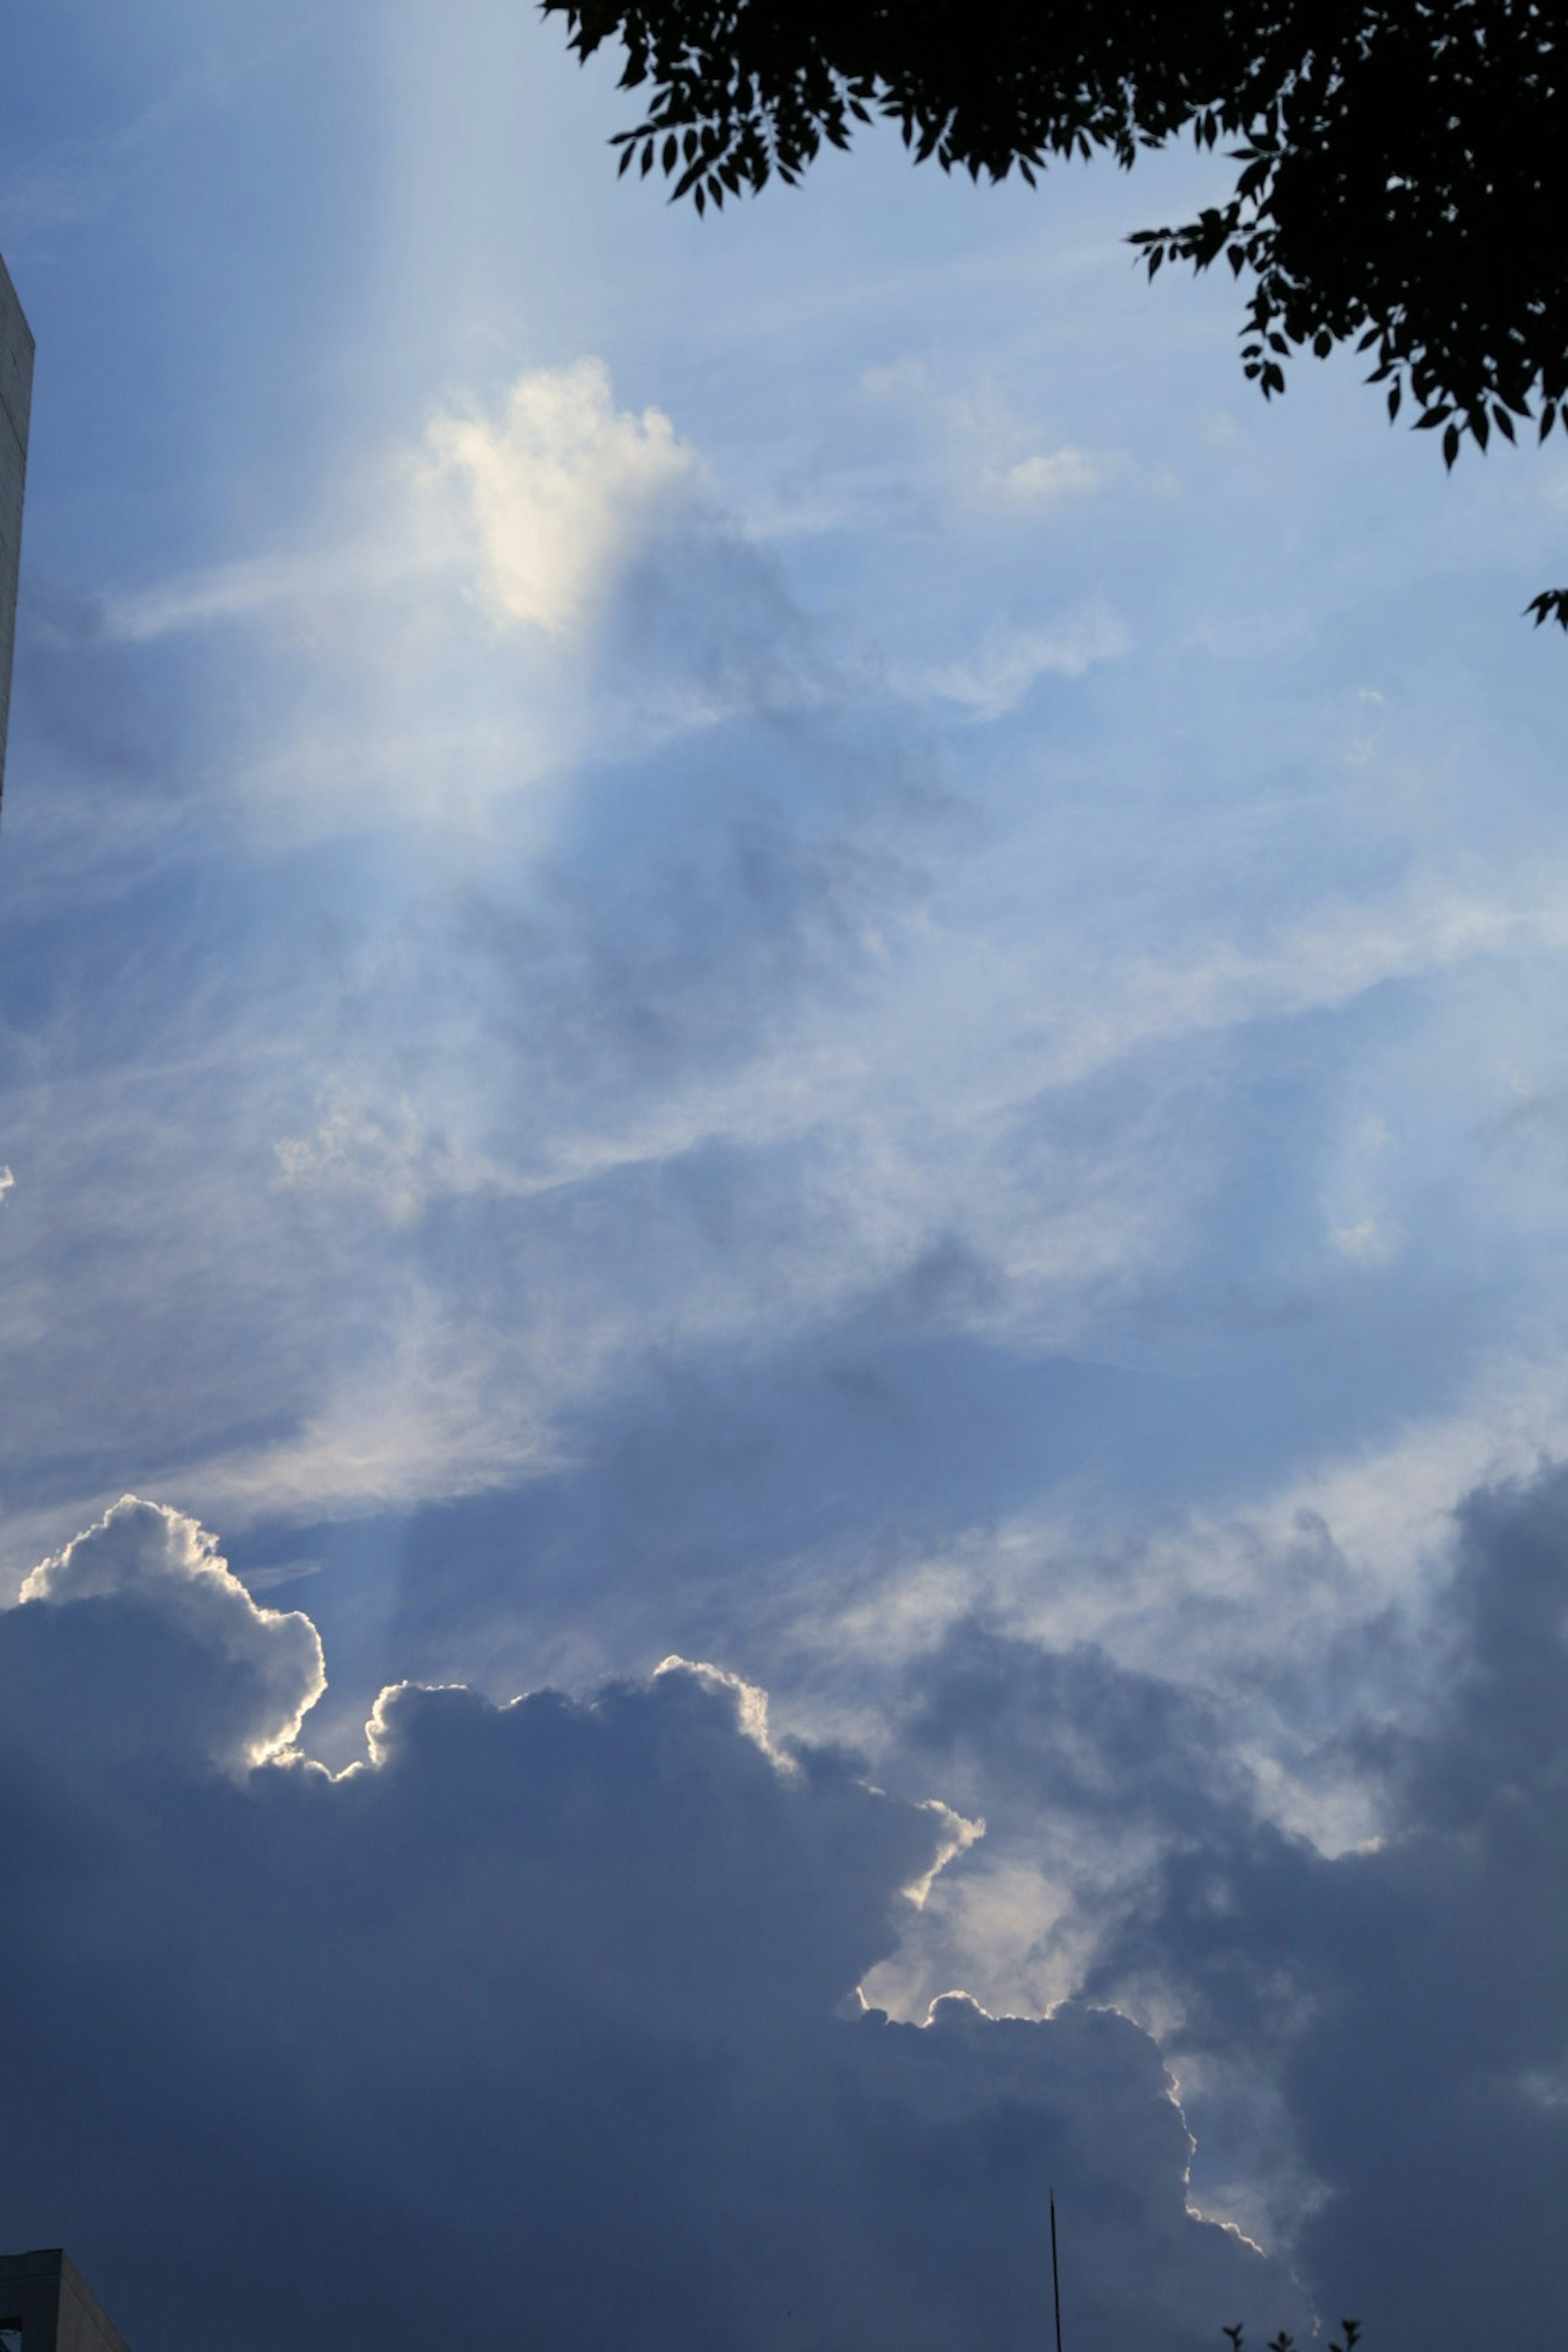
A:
[[0, 249, 34, 820], [0, 2252, 134, 2352]]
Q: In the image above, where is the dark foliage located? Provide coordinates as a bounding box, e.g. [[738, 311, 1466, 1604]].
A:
[[544, 0, 1568, 623]]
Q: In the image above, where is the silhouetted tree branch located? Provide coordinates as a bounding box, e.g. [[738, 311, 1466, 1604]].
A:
[[543, 0, 1568, 624]]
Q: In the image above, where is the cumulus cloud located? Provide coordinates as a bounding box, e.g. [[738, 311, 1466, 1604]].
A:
[[0, 1502, 1294, 2352], [17, 1423, 1568, 2351], [18, 1494, 324, 1769], [422, 356, 702, 635]]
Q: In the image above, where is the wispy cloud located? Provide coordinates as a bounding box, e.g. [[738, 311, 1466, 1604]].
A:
[[0, 45, 296, 245], [99, 544, 395, 644], [987, 444, 1114, 503], [99, 358, 702, 651], [272, 1086, 514, 1227], [914, 599, 1131, 716]]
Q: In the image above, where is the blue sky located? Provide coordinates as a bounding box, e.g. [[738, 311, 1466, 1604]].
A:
[[3, 6, 1568, 2347]]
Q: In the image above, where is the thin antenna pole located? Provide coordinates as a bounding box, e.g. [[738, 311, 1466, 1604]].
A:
[[1049, 2190, 1063, 2352]]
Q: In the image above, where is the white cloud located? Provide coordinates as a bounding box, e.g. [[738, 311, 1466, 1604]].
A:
[[979, 445, 1179, 514], [0, 1163, 12, 1204], [18, 1494, 325, 1768], [100, 545, 391, 644], [990, 445, 1112, 503], [184, 1290, 555, 1528], [421, 356, 702, 635], [655, 1652, 800, 1772], [920, 600, 1131, 717], [100, 356, 702, 665], [1328, 1214, 1403, 1265], [273, 1086, 510, 1228]]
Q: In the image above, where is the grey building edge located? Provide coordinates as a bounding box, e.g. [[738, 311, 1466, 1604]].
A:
[[0, 247, 33, 823], [0, 2252, 134, 2352]]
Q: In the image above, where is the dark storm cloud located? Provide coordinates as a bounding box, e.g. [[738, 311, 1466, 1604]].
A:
[[897, 1617, 1249, 1850], [1065, 1462, 1568, 2350], [0, 1499, 1290, 2352]]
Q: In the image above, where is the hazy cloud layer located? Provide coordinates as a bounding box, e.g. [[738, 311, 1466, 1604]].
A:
[[6, 7, 1568, 2343]]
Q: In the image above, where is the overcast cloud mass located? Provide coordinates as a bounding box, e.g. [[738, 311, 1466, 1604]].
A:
[[3, 4, 1568, 2348]]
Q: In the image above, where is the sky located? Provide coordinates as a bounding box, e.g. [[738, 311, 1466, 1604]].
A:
[[2, 6, 1568, 2348]]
